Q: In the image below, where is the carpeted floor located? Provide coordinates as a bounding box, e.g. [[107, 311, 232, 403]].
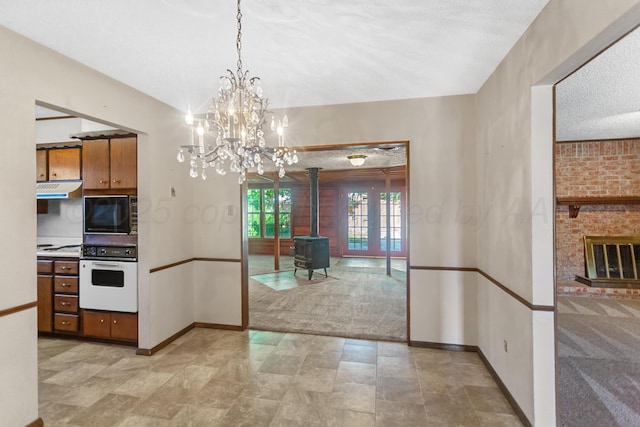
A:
[[557, 296, 640, 427], [249, 255, 407, 342]]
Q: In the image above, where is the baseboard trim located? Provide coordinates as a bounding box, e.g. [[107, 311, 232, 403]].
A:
[[410, 340, 531, 427], [26, 417, 44, 427], [476, 348, 532, 427], [136, 323, 195, 356], [136, 322, 243, 356], [409, 340, 478, 352], [194, 322, 243, 331]]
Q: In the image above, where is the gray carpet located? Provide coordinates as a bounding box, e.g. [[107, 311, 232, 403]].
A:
[[557, 296, 640, 427], [249, 255, 407, 342]]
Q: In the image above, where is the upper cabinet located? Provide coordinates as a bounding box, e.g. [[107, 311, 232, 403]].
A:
[[83, 137, 137, 190], [36, 149, 47, 181], [48, 147, 81, 181]]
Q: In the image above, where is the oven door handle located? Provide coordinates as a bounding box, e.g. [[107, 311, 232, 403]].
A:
[[91, 262, 121, 267]]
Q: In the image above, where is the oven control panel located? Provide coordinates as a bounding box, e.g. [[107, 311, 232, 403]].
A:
[[82, 245, 137, 260]]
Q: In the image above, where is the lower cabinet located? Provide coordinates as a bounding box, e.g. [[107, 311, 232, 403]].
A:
[[83, 310, 138, 342], [37, 275, 53, 332]]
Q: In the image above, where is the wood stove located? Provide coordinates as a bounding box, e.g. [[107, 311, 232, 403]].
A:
[[294, 167, 330, 279]]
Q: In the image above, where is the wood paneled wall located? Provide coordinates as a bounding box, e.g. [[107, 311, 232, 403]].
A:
[[248, 184, 340, 256]]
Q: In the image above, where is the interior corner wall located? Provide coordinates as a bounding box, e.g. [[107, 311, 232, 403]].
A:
[[276, 95, 478, 346], [475, 0, 640, 424], [0, 24, 197, 422]]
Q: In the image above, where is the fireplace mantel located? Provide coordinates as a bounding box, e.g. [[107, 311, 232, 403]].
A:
[[556, 196, 640, 218]]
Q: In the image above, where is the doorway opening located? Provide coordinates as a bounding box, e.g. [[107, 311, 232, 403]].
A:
[[243, 142, 409, 342]]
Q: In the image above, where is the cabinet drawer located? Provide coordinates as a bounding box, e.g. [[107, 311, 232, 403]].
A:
[[54, 295, 78, 313], [37, 260, 53, 274], [54, 313, 79, 332], [54, 276, 78, 294], [54, 260, 78, 275]]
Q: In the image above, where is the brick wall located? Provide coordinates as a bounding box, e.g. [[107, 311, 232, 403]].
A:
[[555, 139, 640, 281]]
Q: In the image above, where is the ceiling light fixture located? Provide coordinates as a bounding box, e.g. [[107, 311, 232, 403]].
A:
[[347, 154, 367, 167], [177, 0, 298, 184]]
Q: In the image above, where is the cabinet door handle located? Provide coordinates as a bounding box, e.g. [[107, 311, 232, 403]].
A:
[[60, 283, 70, 287], [113, 320, 117, 324], [100, 319, 104, 323], [60, 302, 69, 306], [99, 179, 106, 184], [112, 179, 121, 184], [61, 321, 70, 325]]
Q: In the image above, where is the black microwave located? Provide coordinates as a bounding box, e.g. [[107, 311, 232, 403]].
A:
[[84, 196, 137, 235]]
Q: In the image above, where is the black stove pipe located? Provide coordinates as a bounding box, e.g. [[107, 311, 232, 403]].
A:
[[308, 167, 320, 237]]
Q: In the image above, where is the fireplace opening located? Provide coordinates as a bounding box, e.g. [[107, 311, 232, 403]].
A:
[[576, 236, 640, 288]]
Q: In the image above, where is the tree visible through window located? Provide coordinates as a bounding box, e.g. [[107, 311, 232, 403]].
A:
[[248, 187, 292, 238]]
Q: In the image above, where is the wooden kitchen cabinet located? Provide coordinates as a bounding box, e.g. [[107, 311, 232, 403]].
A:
[[83, 310, 138, 342], [37, 275, 53, 332], [48, 147, 81, 181], [36, 149, 48, 181], [38, 257, 80, 335], [82, 137, 137, 190]]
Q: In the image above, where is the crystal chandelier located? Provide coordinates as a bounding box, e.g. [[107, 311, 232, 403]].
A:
[[177, 0, 298, 184]]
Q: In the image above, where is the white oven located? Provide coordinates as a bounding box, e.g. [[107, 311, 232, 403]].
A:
[[80, 245, 138, 313]]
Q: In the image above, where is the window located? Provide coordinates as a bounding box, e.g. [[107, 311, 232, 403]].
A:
[[247, 187, 292, 238]]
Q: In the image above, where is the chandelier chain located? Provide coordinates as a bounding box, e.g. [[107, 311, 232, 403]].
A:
[[236, 0, 243, 75]]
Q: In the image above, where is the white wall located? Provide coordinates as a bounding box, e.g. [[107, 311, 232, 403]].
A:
[[475, 0, 640, 424], [0, 24, 195, 424], [36, 198, 83, 238]]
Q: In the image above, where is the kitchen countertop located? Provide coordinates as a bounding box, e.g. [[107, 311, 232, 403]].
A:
[[37, 237, 82, 258]]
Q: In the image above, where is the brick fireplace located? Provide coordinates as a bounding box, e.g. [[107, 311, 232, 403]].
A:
[[555, 139, 640, 287]]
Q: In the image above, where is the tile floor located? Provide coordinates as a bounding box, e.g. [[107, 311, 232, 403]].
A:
[[39, 329, 522, 426]]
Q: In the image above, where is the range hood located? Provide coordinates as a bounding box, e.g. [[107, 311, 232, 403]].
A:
[[36, 181, 82, 199]]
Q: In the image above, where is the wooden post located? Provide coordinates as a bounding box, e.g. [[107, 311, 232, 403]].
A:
[[274, 173, 280, 271]]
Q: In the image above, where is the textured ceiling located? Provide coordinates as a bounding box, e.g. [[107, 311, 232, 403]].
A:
[[0, 0, 548, 112], [9, 1, 636, 144], [555, 26, 640, 142]]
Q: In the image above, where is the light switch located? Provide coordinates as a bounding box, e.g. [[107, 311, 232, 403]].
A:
[[170, 186, 176, 197]]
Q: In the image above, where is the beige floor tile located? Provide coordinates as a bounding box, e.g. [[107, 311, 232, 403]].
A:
[[240, 372, 294, 400], [190, 379, 247, 409], [302, 350, 343, 370], [259, 353, 304, 375], [476, 411, 524, 426], [53, 384, 112, 408], [328, 382, 376, 413], [170, 404, 229, 425], [113, 370, 173, 398], [115, 414, 172, 427], [44, 362, 108, 387], [218, 396, 281, 427], [377, 355, 417, 378], [69, 393, 140, 427], [376, 376, 423, 404], [215, 358, 265, 383], [335, 361, 377, 385], [37, 329, 520, 427], [375, 399, 429, 427], [291, 366, 337, 393], [165, 364, 220, 390]]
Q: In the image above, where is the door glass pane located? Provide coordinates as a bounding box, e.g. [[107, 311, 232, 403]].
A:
[[348, 192, 368, 250], [279, 189, 292, 238], [247, 189, 261, 237], [264, 189, 275, 237], [380, 192, 402, 252]]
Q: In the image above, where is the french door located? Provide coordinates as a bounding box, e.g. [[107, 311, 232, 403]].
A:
[[342, 186, 406, 257]]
